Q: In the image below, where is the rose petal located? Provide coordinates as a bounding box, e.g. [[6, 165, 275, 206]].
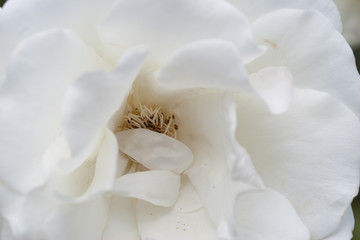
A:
[[116, 129, 193, 174], [0, 0, 113, 80], [235, 89, 360, 239], [247, 9, 360, 117], [157, 39, 251, 91], [136, 177, 218, 240], [112, 170, 180, 207], [58, 47, 148, 174], [176, 93, 263, 239], [323, 207, 355, 240], [249, 66, 293, 114], [99, 0, 261, 64], [102, 196, 140, 240], [0, 29, 109, 193], [227, 0, 342, 31], [44, 196, 109, 240], [235, 188, 310, 240]]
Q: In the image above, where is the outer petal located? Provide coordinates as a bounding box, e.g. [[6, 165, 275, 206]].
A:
[[58, 47, 148, 173], [247, 10, 360, 117], [177, 93, 263, 239], [44, 196, 109, 240], [323, 207, 355, 240], [235, 188, 310, 240], [157, 39, 251, 91], [0, 0, 114, 80], [0, 29, 109, 193], [227, 0, 342, 31], [116, 129, 193, 174], [235, 89, 360, 239], [136, 177, 219, 240], [102, 196, 140, 240], [99, 0, 261, 64], [112, 170, 180, 207]]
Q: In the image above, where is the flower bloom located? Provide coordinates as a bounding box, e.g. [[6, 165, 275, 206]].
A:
[[0, 0, 360, 240]]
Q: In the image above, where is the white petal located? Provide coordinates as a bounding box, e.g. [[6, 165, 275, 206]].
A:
[[1, 217, 13, 240], [176, 93, 263, 239], [248, 10, 360, 117], [235, 89, 360, 239], [58, 47, 148, 174], [44, 196, 109, 240], [116, 129, 193, 174], [99, 0, 261, 64], [157, 39, 251, 91], [136, 177, 219, 240], [0, 0, 114, 80], [0, 29, 109, 193], [227, 0, 342, 31], [112, 170, 180, 207], [102, 196, 140, 240], [235, 188, 310, 240], [323, 207, 354, 240], [249, 66, 293, 114]]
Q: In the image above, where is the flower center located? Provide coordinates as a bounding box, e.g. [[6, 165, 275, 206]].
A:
[[118, 104, 178, 138]]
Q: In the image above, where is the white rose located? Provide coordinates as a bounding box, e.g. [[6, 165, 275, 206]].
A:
[[0, 0, 359, 240]]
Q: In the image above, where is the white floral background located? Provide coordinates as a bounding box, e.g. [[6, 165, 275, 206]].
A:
[[0, 0, 359, 238]]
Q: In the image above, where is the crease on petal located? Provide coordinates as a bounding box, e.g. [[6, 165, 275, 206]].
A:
[[116, 129, 193, 174], [58, 47, 148, 174], [112, 170, 180, 207], [249, 66, 294, 114]]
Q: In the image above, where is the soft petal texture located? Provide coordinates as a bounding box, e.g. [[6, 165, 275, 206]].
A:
[[102, 196, 140, 240], [157, 39, 251, 91], [235, 188, 310, 240], [0, 29, 109, 193], [136, 177, 219, 240], [44, 196, 109, 240], [116, 129, 193, 174], [59, 47, 148, 173], [99, 0, 261, 64], [112, 170, 180, 207], [1, 218, 12, 240], [323, 207, 355, 240], [176, 93, 262, 239], [227, 0, 342, 31], [235, 89, 360, 239], [247, 9, 360, 117], [0, 0, 114, 80], [249, 66, 293, 114], [51, 128, 118, 201]]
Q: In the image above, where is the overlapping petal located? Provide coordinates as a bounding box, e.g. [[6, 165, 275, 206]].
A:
[[247, 9, 360, 117], [235, 89, 360, 239], [323, 207, 355, 240], [99, 0, 261, 65], [0, 29, 109, 193], [58, 47, 148, 173]]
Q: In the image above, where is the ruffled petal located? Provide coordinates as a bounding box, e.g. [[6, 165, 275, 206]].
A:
[[323, 207, 355, 240], [249, 66, 293, 114], [235, 188, 310, 240], [99, 0, 261, 64], [102, 196, 140, 240], [0, 29, 109, 193], [247, 10, 360, 117], [176, 93, 263, 239], [58, 47, 148, 173], [112, 170, 180, 207], [116, 129, 193, 174], [44, 196, 109, 240], [227, 0, 342, 31], [235, 89, 360, 239], [157, 39, 251, 91], [136, 177, 219, 240], [0, 0, 114, 80]]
